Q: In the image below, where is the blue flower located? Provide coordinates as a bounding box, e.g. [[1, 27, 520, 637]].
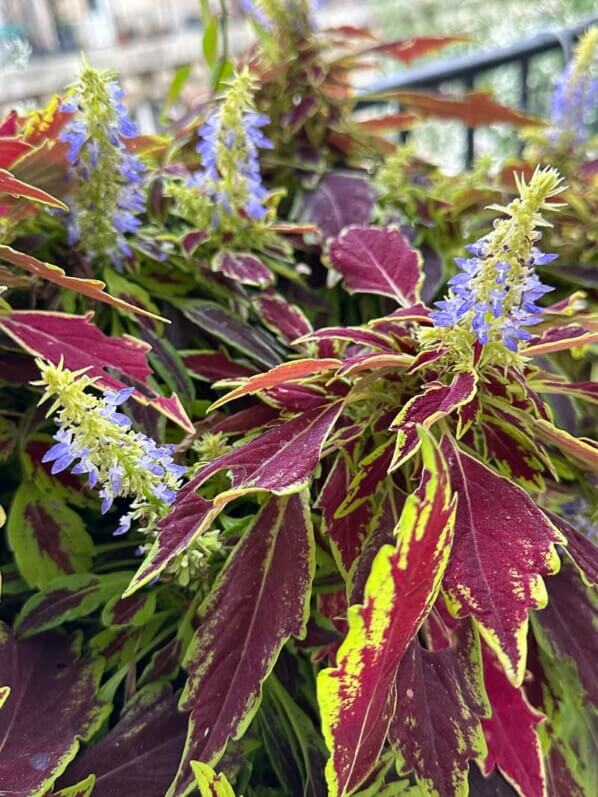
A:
[[240, 0, 272, 28], [431, 234, 556, 351], [192, 74, 273, 225], [549, 29, 598, 146], [59, 69, 147, 269], [42, 383, 187, 533]]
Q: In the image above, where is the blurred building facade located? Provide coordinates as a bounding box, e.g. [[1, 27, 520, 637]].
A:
[[0, 0, 203, 53]]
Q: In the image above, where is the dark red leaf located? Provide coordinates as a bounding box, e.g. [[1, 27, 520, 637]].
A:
[[0, 310, 193, 432], [440, 437, 563, 686], [127, 402, 342, 592], [212, 251, 274, 287], [294, 172, 377, 240], [317, 453, 376, 573], [482, 420, 545, 490], [183, 350, 257, 381], [318, 432, 456, 795], [524, 324, 598, 356], [389, 621, 489, 796], [57, 683, 187, 797], [169, 492, 314, 792], [480, 645, 546, 797], [545, 510, 598, 587], [532, 563, 597, 705], [253, 291, 312, 344], [0, 625, 107, 795], [391, 372, 478, 468], [328, 226, 422, 306]]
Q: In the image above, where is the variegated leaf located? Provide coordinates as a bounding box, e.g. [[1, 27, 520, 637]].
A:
[[168, 492, 314, 795], [317, 430, 456, 796], [440, 437, 563, 686]]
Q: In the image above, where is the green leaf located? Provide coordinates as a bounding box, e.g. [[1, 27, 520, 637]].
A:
[[51, 775, 96, 797], [203, 16, 219, 67], [211, 59, 235, 93], [15, 572, 130, 637], [163, 64, 192, 116], [101, 591, 157, 629], [259, 673, 327, 797], [7, 480, 94, 589], [191, 762, 236, 797], [0, 416, 17, 462]]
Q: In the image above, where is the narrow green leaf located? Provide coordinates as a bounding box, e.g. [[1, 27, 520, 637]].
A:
[[203, 17, 219, 67], [163, 64, 192, 116]]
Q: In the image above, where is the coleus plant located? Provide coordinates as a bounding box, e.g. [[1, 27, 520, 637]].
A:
[[0, 9, 596, 797], [100, 165, 594, 797], [3, 160, 593, 796]]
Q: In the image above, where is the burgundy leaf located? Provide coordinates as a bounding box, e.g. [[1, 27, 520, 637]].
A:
[[317, 453, 376, 573], [295, 172, 377, 240], [253, 291, 313, 344], [328, 226, 422, 306], [479, 645, 546, 797], [212, 251, 274, 287], [532, 563, 597, 705], [266, 382, 328, 412], [0, 311, 193, 432], [169, 492, 314, 794], [181, 230, 208, 255], [57, 683, 187, 797], [0, 625, 107, 795], [317, 431, 457, 796], [390, 372, 478, 469], [183, 350, 257, 381], [389, 621, 489, 797], [127, 402, 342, 592], [300, 326, 394, 350], [524, 324, 598, 356], [545, 510, 598, 587], [482, 420, 545, 490], [440, 437, 563, 686]]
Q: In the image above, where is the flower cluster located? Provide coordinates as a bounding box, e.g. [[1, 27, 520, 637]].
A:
[[549, 26, 598, 146], [34, 360, 186, 537], [60, 64, 146, 268], [191, 68, 273, 225], [430, 167, 564, 355]]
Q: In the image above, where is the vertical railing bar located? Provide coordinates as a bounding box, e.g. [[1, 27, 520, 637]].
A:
[[519, 55, 529, 111], [464, 72, 475, 169]]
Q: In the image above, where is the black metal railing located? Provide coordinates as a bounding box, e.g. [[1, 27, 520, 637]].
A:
[[362, 15, 598, 167]]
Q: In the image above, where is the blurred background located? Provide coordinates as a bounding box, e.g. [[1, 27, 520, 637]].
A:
[[0, 0, 596, 167]]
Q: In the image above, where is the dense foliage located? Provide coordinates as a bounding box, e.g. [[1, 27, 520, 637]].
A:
[[0, 5, 596, 797]]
